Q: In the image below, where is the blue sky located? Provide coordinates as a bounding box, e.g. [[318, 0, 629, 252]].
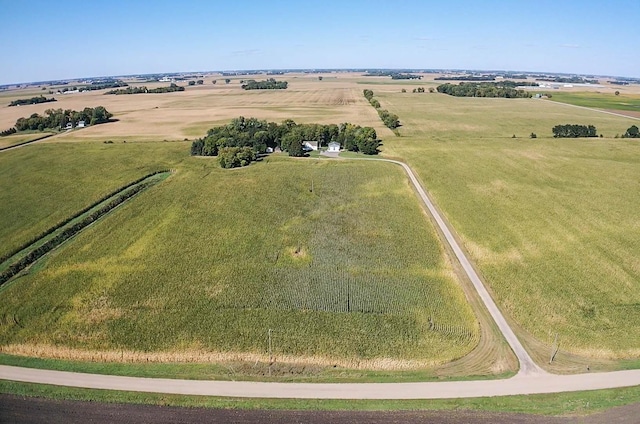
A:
[[1, 0, 638, 84]]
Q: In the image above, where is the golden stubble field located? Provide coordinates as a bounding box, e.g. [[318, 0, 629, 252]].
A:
[[0, 73, 396, 141]]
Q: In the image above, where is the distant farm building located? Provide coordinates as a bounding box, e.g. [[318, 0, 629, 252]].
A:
[[77, 120, 85, 128], [303, 141, 319, 151], [327, 141, 340, 152]]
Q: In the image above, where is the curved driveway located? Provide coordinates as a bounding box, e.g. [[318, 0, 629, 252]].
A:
[[1, 156, 639, 399]]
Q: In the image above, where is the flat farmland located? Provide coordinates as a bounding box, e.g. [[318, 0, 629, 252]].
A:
[[0, 74, 391, 142], [0, 156, 478, 368], [372, 89, 640, 360], [0, 142, 187, 259]]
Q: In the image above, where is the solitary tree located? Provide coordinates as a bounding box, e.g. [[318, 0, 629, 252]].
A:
[[212, 80, 217, 85], [615, 90, 620, 96], [188, 81, 196, 86], [625, 125, 639, 138], [225, 79, 231, 84], [318, 76, 323, 81]]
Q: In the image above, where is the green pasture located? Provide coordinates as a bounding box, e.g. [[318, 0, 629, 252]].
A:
[[0, 153, 477, 364], [548, 92, 640, 112], [377, 91, 640, 358]]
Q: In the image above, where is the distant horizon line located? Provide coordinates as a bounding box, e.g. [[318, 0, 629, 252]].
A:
[[3, 68, 639, 87]]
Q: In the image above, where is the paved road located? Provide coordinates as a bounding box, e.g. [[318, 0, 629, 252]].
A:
[[2, 157, 640, 399]]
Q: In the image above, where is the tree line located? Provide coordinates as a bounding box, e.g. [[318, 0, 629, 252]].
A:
[[9, 95, 57, 107], [14, 107, 112, 131], [0, 127, 17, 136], [363, 90, 400, 130], [552, 124, 597, 138], [436, 82, 531, 98], [391, 73, 422, 80], [0, 171, 168, 287], [435, 75, 497, 81], [105, 83, 185, 95], [241, 78, 288, 90], [79, 81, 128, 92], [190, 116, 381, 167]]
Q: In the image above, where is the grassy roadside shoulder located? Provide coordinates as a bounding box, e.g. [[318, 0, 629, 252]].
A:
[[0, 379, 638, 416], [0, 354, 513, 383]]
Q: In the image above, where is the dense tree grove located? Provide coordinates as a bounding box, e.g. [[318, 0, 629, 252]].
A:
[[391, 73, 422, 80], [190, 116, 381, 167], [218, 147, 257, 168], [241, 78, 288, 90], [436, 82, 531, 98], [105, 83, 185, 95], [9, 95, 56, 106], [0, 127, 17, 136], [14, 107, 112, 131], [552, 124, 597, 138], [363, 90, 400, 130]]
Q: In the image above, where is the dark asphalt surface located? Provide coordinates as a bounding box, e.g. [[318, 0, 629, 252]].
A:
[[2, 394, 639, 424]]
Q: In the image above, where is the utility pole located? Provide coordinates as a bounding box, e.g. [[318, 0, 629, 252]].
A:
[[268, 328, 272, 377]]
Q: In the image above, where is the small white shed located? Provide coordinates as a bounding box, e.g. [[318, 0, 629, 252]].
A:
[[327, 141, 340, 152], [303, 141, 319, 151]]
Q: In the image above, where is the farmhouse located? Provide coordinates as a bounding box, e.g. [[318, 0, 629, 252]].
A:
[[303, 141, 319, 151], [327, 141, 340, 152], [77, 120, 85, 128]]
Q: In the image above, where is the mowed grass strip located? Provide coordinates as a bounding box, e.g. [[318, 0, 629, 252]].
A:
[[0, 157, 478, 367], [378, 91, 640, 358]]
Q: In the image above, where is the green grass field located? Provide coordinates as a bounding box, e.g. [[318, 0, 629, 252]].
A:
[[0, 152, 478, 367], [373, 90, 640, 360], [548, 92, 640, 112], [0, 141, 186, 259]]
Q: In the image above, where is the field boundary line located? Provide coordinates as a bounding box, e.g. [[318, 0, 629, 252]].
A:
[[0, 133, 56, 152]]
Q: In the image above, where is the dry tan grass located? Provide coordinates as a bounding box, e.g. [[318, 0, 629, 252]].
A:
[[0, 343, 444, 370], [0, 73, 390, 141]]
